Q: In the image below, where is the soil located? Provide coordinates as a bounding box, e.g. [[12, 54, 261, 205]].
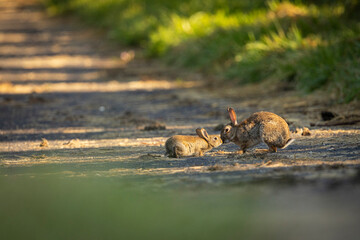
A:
[[1, 0, 360, 187], [1, 1, 360, 238]]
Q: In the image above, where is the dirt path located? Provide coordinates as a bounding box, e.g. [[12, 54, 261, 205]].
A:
[[1, 0, 360, 188], [1, 2, 360, 238]]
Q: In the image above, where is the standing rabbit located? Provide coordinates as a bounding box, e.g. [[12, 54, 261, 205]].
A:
[[165, 128, 222, 158], [221, 108, 294, 153]]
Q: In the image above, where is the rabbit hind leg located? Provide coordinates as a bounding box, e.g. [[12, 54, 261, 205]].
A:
[[174, 145, 187, 158]]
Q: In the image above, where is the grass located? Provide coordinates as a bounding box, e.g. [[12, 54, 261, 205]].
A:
[[42, 0, 360, 102]]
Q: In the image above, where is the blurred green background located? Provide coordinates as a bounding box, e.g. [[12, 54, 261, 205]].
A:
[[1, 173, 359, 240], [42, 0, 360, 102]]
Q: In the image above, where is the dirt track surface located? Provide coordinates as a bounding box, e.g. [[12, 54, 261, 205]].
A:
[[1, 1, 360, 238], [1, 0, 360, 187]]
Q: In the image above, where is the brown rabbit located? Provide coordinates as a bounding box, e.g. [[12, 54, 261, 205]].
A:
[[165, 128, 222, 158], [221, 108, 294, 153]]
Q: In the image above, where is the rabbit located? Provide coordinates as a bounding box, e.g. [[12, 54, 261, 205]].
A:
[[220, 107, 294, 153], [165, 128, 223, 158]]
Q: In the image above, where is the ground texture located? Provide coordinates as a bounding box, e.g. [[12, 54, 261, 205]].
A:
[[1, 1, 360, 238]]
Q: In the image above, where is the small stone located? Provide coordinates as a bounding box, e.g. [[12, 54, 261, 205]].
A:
[[301, 127, 311, 136], [294, 127, 311, 136], [143, 123, 166, 131], [40, 138, 49, 147], [294, 128, 302, 134], [321, 111, 336, 121], [208, 164, 224, 171]]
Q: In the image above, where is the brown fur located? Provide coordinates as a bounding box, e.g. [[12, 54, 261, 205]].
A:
[[165, 128, 222, 158], [221, 109, 294, 153]]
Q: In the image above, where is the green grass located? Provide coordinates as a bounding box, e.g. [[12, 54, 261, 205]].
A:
[[42, 0, 360, 102]]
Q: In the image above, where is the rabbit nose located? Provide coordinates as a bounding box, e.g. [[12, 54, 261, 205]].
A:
[[220, 136, 228, 143]]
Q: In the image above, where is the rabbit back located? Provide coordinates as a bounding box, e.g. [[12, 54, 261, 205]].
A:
[[165, 135, 209, 157], [237, 112, 291, 149]]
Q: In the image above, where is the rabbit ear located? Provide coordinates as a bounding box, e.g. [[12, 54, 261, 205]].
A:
[[196, 128, 209, 141], [228, 107, 238, 125]]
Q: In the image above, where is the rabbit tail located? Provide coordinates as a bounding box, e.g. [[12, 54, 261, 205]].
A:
[[281, 138, 295, 149]]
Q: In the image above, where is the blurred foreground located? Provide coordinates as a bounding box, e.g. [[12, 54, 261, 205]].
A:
[[1, 174, 360, 240]]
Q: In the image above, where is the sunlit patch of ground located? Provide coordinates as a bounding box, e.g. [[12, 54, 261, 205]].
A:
[[303, 128, 360, 138], [0, 136, 166, 152], [1, 127, 359, 181], [0, 80, 198, 94], [0, 55, 122, 68]]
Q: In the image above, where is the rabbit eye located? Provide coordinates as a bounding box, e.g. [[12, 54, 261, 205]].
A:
[[214, 137, 218, 140], [225, 127, 230, 133]]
